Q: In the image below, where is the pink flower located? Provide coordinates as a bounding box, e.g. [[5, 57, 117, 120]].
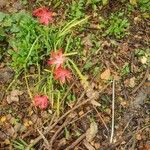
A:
[[54, 66, 72, 83], [33, 95, 49, 109], [48, 49, 65, 68], [33, 7, 53, 25]]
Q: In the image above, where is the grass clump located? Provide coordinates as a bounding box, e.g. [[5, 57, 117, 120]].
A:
[[101, 12, 130, 39]]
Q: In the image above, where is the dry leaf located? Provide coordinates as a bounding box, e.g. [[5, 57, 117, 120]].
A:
[[130, 0, 137, 6], [6, 90, 23, 104], [140, 56, 147, 64], [86, 122, 98, 142], [129, 77, 136, 88], [1, 116, 6, 122], [91, 100, 101, 107], [94, 143, 101, 149], [100, 69, 111, 80], [83, 139, 96, 150], [82, 35, 93, 47], [136, 133, 142, 140]]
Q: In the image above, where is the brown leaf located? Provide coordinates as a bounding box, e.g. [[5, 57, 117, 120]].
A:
[[129, 77, 136, 88], [100, 69, 111, 80], [86, 122, 98, 142], [91, 100, 101, 107], [82, 35, 93, 47], [6, 90, 23, 104], [130, 0, 137, 6], [0, 67, 14, 84]]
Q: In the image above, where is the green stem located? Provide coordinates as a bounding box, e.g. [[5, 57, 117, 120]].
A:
[[64, 52, 77, 56], [67, 58, 85, 81], [25, 35, 42, 63]]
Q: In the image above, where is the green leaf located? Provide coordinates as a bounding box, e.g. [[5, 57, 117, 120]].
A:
[[102, 0, 109, 6], [0, 12, 6, 22]]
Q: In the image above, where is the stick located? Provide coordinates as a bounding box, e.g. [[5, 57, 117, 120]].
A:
[[37, 128, 51, 150], [66, 133, 86, 150], [131, 68, 149, 94], [110, 80, 115, 143], [93, 106, 109, 132], [25, 83, 110, 150]]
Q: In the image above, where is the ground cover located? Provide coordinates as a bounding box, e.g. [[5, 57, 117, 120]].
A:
[[0, 0, 150, 149]]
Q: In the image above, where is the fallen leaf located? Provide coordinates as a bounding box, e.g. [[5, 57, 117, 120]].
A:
[[79, 110, 84, 116], [83, 139, 96, 150], [129, 77, 136, 88], [140, 56, 147, 64], [91, 100, 101, 107], [94, 143, 101, 149], [1, 116, 6, 123], [136, 133, 142, 140], [4, 139, 10, 145], [130, 0, 137, 6], [6, 90, 23, 104], [100, 69, 111, 80], [86, 122, 98, 142], [0, 67, 14, 84], [82, 35, 93, 47]]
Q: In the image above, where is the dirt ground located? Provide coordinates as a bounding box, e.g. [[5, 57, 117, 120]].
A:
[[0, 0, 150, 150]]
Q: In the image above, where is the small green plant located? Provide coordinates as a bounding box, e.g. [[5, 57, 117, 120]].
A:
[[1, 11, 88, 75], [12, 138, 34, 150], [86, 0, 108, 10], [68, 0, 85, 19], [138, 0, 150, 12], [120, 63, 130, 76], [134, 48, 150, 67], [102, 12, 130, 39]]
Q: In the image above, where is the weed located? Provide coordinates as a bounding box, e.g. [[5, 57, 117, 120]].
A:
[[138, 0, 150, 12], [68, 0, 85, 19], [120, 63, 130, 76], [86, 0, 101, 10], [134, 48, 150, 68], [86, 0, 108, 10], [101, 12, 130, 39]]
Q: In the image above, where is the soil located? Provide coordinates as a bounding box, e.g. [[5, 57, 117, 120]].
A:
[[0, 1, 150, 150]]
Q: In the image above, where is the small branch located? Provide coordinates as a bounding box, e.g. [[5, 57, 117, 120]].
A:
[[93, 106, 109, 132], [110, 80, 115, 143], [66, 133, 86, 150], [25, 83, 110, 150], [131, 68, 149, 94], [49, 118, 71, 148], [37, 128, 51, 150]]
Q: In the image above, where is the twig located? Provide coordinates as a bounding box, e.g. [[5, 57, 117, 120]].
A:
[[69, 109, 93, 125], [121, 117, 133, 135], [131, 68, 149, 94], [66, 133, 86, 150], [93, 106, 109, 132], [25, 97, 89, 150], [49, 118, 72, 148], [110, 80, 115, 143], [36, 128, 51, 150], [25, 83, 110, 150], [103, 124, 150, 150]]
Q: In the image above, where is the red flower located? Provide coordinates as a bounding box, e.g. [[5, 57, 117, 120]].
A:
[[33, 7, 53, 25], [54, 67, 72, 83], [48, 49, 65, 68], [33, 95, 49, 109]]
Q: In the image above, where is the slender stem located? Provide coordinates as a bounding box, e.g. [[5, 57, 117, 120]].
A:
[[6, 70, 23, 91], [24, 70, 32, 99], [67, 58, 84, 80], [25, 35, 41, 63], [110, 80, 115, 143], [64, 52, 77, 56]]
